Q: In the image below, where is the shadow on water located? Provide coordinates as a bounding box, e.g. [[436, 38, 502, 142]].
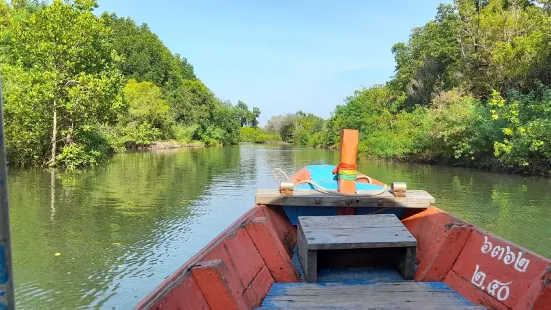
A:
[[7, 144, 551, 308]]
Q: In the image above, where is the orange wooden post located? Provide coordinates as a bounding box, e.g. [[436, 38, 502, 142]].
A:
[[337, 129, 359, 194], [333, 129, 359, 215]]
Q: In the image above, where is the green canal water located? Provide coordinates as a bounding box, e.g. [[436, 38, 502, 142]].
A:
[[8, 144, 551, 309]]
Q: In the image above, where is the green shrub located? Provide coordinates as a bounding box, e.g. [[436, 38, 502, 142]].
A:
[[240, 127, 281, 143], [55, 127, 115, 169], [424, 90, 496, 161], [359, 108, 430, 159], [308, 132, 326, 147], [117, 123, 163, 147], [172, 124, 198, 143], [490, 86, 551, 174], [56, 143, 101, 169]]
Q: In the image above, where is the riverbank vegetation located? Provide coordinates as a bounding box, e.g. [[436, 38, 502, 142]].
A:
[[2, 0, 551, 175], [264, 112, 325, 145], [0, 0, 260, 168], [264, 0, 551, 175], [239, 127, 282, 144]]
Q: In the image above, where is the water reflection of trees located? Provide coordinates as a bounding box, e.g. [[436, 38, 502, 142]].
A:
[[9, 147, 240, 308]]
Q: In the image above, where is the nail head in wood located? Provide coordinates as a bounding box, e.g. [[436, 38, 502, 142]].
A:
[[391, 182, 407, 197]]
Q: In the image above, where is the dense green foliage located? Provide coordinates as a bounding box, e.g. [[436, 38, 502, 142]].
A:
[[315, 0, 551, 175], [1, 0, 124, 167], [265, 111, 325, 145], [101, 12, 195, 88], [0, 0, 260, 168], [262, 0, 551, 175], [3, 0, 550, 175], [236, 101, 261, 127], [239, 127, 281, 143]]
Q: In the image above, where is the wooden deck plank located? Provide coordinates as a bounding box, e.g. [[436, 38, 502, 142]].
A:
[[260, 282, 482, 309], [300, 227, 416, 249], [299, 215, 417, 250], [256, 189, 435, 209], [299, 214, 404, 228]]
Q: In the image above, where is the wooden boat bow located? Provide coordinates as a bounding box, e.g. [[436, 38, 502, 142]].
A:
[[135, 129, 551, 310]]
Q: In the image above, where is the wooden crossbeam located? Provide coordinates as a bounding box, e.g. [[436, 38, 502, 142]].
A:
[[255, 189, 435, 209]]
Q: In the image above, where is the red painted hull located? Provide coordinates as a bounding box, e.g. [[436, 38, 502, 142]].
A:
[[404, 207, 551, 309], [135, 169, 551, 310], [135, 205, 298, 310]]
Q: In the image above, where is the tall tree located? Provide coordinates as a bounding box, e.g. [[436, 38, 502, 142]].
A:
[[101, 12, 189, 88], [174, 53, 196, 81], [2, 0, 123, 167], [236, 100, 251, 127], [234, 101, 261, 127], [122, 79, 171, 130], [265, 114, 296, 141], [251, 107, 261, 128], [391, 4, 460, 107], [166, 79, 218, 125], [455, 0, 551, 94]]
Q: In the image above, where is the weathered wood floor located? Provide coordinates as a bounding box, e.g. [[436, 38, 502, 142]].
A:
[[254, 246, 484, 309], [256, 282, 484, 309]]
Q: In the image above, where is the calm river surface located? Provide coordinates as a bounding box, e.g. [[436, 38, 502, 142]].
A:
[[8, 144, 551, 309]]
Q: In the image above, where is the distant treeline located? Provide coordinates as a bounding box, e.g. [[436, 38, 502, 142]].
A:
[[261, 0, 551, 175], [239, 111, 324, 145], [0, 0, 260, 168]]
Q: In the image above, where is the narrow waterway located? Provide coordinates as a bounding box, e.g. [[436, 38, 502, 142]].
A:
[[8, 144, 551, 309]]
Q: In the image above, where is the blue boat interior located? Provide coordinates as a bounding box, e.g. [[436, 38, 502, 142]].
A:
[[256, 165, 481, 309], [293, 165, 387, 191], [254, 247, 481, 309], [283, 165, 404, 225], [290, 246, 407, 284]]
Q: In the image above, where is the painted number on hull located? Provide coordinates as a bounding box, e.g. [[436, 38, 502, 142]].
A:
[[480, 236, 530, 272], [470, 235, 533, 302], [471, 264, 512, 301]]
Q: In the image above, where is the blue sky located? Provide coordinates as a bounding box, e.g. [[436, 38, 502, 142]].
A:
[[96, 0, 448, 125]]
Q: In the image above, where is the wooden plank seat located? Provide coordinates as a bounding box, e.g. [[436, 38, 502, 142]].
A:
[[255, 189, 435, 209], [256, 282, 485, 309], [297, 214, 417, 282]]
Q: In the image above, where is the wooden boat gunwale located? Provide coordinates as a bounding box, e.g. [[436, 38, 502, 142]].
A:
[[135, 203, 298, 310], [135, 206, 274, 309]]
